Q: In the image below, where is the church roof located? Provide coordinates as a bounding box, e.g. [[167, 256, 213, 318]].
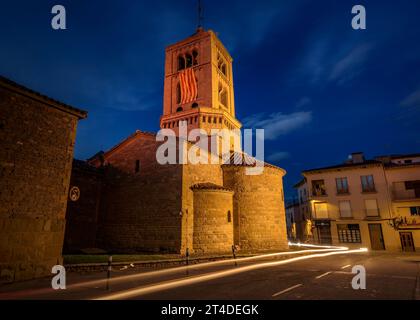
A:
[[190, 182, 232, 192], [0, 75, 87, 119], [222, 152, 285, 172]]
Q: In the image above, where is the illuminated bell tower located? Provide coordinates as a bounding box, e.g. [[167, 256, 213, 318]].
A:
[[160, 28, 242, 135]]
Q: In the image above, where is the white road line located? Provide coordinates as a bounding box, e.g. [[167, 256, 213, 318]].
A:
[[272, 284, 303, 297], [341, 264, 351, 269], [315, 271, 332, 279]]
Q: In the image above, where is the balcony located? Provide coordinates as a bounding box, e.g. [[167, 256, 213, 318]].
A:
[[392, 189, 420, 201]]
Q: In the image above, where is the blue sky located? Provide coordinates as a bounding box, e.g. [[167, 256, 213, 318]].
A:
[[1, 0, 419, 198]]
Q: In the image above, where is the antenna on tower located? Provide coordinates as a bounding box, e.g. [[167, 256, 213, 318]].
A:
[[197, 0, 204, 31]]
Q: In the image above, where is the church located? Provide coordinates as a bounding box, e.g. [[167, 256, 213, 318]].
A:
[[64, 28, 288, 255]]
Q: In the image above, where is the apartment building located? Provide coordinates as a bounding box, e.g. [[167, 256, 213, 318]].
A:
[[292, 152, 420, 252]]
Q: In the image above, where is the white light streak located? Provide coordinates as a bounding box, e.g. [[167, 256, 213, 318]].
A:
[[66, 246, 347, 292], [95, 248, 367, 300]]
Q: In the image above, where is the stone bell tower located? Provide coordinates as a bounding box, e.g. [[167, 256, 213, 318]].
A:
[[160, 28, 242, 136]]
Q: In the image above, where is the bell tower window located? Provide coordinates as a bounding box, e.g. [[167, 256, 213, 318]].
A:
[[219, 83, 228, 107], [185, 53, 193, 68], [217, 54, 227, 77], [192, 50, 198, 65], [178, 56, 185, 71], [176, 83, 181, 104]]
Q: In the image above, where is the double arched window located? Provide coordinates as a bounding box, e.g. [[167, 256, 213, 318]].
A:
[[219, 83, 228, 107], [217, 54, 227, 76], [178, 50, 198, 71]]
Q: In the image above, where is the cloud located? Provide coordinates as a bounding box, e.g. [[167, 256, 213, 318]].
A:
[[243, 111, 312, 140], [295, 97, 311, 109], [267, 151, 291, 162], [400, 89, 420, 108], [328, 44, 373, 84]]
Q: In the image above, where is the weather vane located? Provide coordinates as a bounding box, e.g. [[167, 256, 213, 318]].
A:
[[197, 0, 204, 30]]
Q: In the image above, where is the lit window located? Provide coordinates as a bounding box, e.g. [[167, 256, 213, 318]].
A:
[[314, 202, 328, 219], [337, 224, 361, 243], [312, 180, 327, 196]]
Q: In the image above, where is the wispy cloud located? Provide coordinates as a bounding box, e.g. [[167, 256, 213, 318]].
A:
[[267, 151, 291, 162], [295, 97, 311, 109], [400, 88, 420, 108], [294, 40, 373, 86], [328, 44, 373, 84], [243, 111, 312, 140]]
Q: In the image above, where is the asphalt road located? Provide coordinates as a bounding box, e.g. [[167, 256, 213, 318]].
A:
[[1, 250, 419, 300]]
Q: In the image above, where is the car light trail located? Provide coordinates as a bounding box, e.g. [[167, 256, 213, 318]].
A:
[[64, 246, 349, 292], [95, 247, 368, 300]]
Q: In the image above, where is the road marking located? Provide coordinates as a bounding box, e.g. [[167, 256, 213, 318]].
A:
[[315, 271, 332, 279], [341, 264, 351, 269], [272, 284, 303, 297]]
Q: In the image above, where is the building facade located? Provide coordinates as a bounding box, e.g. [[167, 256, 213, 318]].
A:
[[64, 29, 288, 255], [292, 152, 420, 252], [0, 77, 87, 283]]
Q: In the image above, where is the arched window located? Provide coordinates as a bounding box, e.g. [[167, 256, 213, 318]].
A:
[[191, 102, 198, 108], [217, 54, 227, 76], [219, 84, 228, 107], [185, 53, 193, 68], [227, 211, 232, 223], [176, 83, 181, 104], [176, 107, 183, 112], [221, 64, 227, 76], [178, 56, 185, 71], [192, 50, 198, 65]]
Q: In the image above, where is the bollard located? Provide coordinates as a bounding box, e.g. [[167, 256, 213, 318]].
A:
[[106, 255, 112, 290], [232, 245, 237, 266]]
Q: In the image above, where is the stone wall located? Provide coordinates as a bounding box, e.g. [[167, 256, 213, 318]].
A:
[[181, 150, 224, 254], [63, 160, 102, 253], [94, 133, 184, 253], [192, 187, 234, 254], [0, 78, 86, 283], [222, 165, 288, 252]]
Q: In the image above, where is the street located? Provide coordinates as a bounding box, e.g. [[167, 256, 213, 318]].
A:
[[1, 247, 419, 300]]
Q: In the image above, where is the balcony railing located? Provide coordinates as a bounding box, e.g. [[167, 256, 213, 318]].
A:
[[392, 189, 420, 201]]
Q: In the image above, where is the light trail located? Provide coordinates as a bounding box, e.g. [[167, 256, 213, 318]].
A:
[[63, 246, 348, 292], [288, 242, 349, 250], [95, 247, 368, 300]]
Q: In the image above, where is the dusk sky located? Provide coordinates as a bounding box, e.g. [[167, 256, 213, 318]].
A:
[[1, 0, 419, 198]]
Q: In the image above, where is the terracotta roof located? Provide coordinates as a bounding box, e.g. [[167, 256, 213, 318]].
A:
[[0, 75, 87, 119], [190, 182, 232, 192], [302, 160, 382, 174], [222, 152, 285, 172]]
